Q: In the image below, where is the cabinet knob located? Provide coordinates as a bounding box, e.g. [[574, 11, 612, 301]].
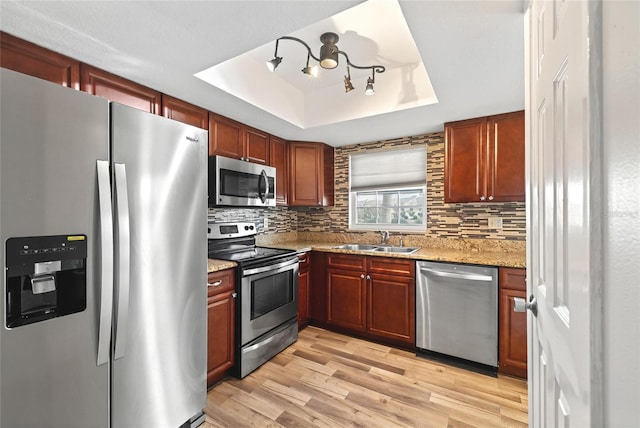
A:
[[480, 196, 486, 201], [360, 274, 365, 279], [488, 195, 494, 201], [232, 292, 237, 299], [366, 274, 371, 280]]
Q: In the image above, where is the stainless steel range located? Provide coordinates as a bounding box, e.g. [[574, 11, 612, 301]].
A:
[[207, 222, 298, 378]]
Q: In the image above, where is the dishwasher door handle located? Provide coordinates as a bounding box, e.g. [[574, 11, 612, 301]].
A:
[[419, 268, 494, 282]]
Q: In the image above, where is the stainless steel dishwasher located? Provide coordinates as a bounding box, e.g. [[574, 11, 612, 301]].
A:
[[416, 261, 498, 371]]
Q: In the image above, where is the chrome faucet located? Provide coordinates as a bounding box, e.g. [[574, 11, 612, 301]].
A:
[[380, 230, 389, 245]]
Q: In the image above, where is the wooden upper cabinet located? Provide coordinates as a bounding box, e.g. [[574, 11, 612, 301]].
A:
[[1, 31, 80, 89], [487, 111, 525, 202], [289, 141, 334, 207], [161, 94, 208, 129], [208, 113, 269, 164], [208, 112, 243, 157], [269, 136, 289, 206], [244, 127, 270, 164], [445, 110, 524, 203], [80, 64, 161, 114]]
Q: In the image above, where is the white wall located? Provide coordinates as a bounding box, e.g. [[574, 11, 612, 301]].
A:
[[603, 1, 640, 426]]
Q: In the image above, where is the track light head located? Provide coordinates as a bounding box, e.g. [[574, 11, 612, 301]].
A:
[[266, 56, 282, 72]]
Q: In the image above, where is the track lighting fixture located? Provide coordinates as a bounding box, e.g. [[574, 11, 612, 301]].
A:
[[266, 32, 385, 95], [344, 65, 355, 93]]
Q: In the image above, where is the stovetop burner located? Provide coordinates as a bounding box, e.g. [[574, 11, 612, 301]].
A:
[[207, 221, 297, 267]]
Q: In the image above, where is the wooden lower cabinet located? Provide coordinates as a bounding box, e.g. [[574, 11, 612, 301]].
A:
[[327, 268, 367, 332], [499, 267, 527, 378], [325, 254, 415, 346], [207, 269, 236, 388], [367, 273, 415, 344], [297, 252, 310, 328]]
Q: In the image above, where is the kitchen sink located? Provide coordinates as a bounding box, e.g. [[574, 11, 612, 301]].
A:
[[332, 244, 420, 255], [372, 246, 420, 254], [332, 244, 380, 251]]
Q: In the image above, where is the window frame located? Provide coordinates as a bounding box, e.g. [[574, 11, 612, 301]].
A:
[[348, 185, 427, 232]]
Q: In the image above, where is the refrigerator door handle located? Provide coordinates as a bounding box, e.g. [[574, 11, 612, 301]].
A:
[[96, 160, 114, 366], [113, 163, 131, 360]]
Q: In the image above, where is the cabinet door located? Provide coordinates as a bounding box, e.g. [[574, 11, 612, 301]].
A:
[[298, 268, 310, 328], [80, 64, 160, 114], [444, 117, 486, 203], [327, 268, 366, 332], [289, 142, 323, 206], [297, 252, 310, 327], [245, 127, 270, 165], [161, 94, 208, 129], [487, 111, 525, 202], [269, 136, 289, 206], [0, 31, 80, 89], [208, 113, 243, 158], [367, 273, 415, 344], [207, 292, 235, 388], [499, 267, 527, 378]]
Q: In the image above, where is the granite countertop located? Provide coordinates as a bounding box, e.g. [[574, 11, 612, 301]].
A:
[[259, 240, 526, 268], [207, 259, 237, 273]]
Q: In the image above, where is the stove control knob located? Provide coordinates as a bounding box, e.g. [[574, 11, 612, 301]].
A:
[[244, 225, 249, 230]]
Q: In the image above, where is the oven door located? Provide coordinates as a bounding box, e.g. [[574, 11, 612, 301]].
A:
[[240, 257, 298, 345]]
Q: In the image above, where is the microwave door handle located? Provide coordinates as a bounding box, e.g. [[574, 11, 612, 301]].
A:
[[259, 169, 269, 203]]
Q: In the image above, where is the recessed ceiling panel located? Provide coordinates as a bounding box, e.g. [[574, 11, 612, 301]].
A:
[[195, 0, 437, 129]]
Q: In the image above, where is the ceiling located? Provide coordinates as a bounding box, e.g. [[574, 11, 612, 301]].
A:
[[0, 0, 525, 147]]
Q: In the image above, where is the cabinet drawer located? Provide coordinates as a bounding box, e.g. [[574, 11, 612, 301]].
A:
[[207, 269, 235, 297], [367, 257, 414, 277], [298, 252, 310, 268], [327, 254, 366, 271], [499, 267, 526, 291]]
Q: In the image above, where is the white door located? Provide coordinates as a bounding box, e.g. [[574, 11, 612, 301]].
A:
[[526, 0, 603, 427]]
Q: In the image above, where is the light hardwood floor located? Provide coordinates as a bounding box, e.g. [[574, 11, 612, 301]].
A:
[[204, 326, 528, 427]]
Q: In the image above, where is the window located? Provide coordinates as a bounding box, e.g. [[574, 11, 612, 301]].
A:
[[349, 147, 426, 232]]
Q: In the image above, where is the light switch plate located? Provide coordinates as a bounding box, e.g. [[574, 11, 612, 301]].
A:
[[488, 217, 503, 229]]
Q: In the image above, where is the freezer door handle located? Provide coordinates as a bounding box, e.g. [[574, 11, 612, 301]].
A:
[[96, 160, 114, 366], [419, 268, 494, 282], [113, 163, 131, 360]]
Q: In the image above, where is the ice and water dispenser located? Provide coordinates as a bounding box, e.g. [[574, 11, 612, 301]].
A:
[[5, 235, 87, 328]]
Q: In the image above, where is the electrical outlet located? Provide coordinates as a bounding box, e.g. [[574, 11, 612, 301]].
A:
[[263, 218, 269, 229], [488, 217, 503, 229]]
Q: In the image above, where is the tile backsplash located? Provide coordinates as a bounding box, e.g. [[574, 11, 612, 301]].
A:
[[296, 131, 526, 241], [209, 131, 526, 242]]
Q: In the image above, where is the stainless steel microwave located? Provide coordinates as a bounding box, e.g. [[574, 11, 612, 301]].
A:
[[208, 155, 276, 207]]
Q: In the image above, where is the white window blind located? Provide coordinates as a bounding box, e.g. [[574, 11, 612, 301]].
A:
[[350, 147, 427, 191]]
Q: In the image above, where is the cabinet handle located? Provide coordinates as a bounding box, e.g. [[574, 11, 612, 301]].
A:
[[488, 195, 494, 201], [480, 196, 486, 201], [360, 274, 365, 279], [207, 279, 223, 287]]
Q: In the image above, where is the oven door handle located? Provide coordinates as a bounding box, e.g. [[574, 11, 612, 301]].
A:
[[242, 335, 275, 353], [242, 257, 298, 276]]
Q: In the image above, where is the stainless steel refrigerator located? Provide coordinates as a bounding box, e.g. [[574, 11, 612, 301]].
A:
[[0, 69, 207, 428]]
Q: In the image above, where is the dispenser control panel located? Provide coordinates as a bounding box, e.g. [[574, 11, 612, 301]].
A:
[[5, 235, 88, 328]]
